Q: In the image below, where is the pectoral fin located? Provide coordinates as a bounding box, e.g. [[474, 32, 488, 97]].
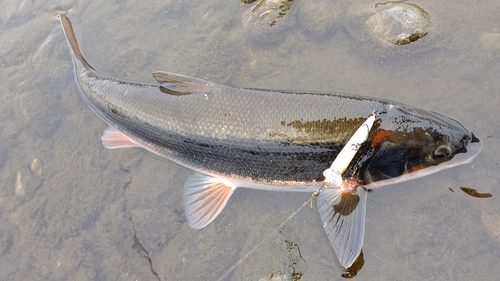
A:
[[101, 126, 140, 149], [184, 172, 237, 229], [316, 187, 367, 271]]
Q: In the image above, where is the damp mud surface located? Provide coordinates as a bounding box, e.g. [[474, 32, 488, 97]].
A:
[[0, 0, 499, 280]]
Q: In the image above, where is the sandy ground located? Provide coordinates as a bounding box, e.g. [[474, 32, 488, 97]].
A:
[[0, 0, 499, 280]]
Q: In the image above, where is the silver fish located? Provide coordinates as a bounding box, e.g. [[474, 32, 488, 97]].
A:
[[59, 14, 482, 274]]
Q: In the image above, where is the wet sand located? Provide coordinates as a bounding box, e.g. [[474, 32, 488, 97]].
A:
[[0, 0, 499, 280]]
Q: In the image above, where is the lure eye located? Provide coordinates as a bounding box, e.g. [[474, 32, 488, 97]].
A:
[[433, 145, 453, 159]]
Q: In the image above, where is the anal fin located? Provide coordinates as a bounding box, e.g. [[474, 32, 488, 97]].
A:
[[184, 172, 237, 229], [101, 126, 140, 149], [316, 187, 367, 273]]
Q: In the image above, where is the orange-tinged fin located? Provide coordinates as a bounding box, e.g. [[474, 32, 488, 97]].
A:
[[316, 187, 367, 273], [59, 14, 95, 71], [101, 126, 140, 149], [371, 129, 392, 147], [184, 172, 237, 229], [153, 71, 213, 95]]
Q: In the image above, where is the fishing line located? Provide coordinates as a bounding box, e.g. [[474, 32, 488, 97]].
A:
[[216, 112, 377, 280], [216, 192, 321, 281]]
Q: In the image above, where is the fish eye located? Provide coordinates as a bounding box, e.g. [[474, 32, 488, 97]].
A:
[[433, 145, 452, 159]]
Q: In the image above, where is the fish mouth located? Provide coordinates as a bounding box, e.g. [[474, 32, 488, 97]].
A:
[[471, 132, 480, 143], [454, 131, 481, 155], [452, 131, 483, 164]]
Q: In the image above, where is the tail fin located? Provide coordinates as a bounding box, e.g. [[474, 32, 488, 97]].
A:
[[59, 14, 95, 71]]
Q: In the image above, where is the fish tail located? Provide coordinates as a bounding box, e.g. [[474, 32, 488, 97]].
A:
[[59, 14, 95, 72]]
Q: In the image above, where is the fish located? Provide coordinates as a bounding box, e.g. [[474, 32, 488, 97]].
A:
[[59, 14, 482, 274]]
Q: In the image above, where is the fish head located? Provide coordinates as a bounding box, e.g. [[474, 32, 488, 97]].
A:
[[360, 107, 482, 187]]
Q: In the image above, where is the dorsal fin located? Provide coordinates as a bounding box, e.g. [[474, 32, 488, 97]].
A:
[[153, 71, 214, 95]]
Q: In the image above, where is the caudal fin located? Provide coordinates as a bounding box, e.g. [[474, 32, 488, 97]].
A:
[[59, 14, 95, 71]]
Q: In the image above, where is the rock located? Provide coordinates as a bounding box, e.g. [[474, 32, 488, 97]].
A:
[[242, 0, 297, 42], [365, 1, 431, 46]]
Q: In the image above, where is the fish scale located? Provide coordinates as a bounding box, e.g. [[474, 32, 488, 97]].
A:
[[77, 62, 395, 182]]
